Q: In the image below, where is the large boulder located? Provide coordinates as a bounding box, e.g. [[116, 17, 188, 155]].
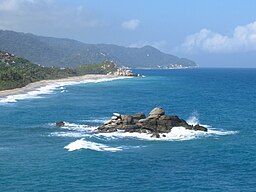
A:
[[132, 113, 146, 120], [121, 115, 133, 124], [149, 107, 165, 116]]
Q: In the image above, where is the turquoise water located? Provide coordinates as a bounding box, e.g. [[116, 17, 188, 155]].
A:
[[0, 69, 255, 191]]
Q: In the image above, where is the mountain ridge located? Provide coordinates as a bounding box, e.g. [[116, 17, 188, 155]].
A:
[[0, 29, 197, 68]]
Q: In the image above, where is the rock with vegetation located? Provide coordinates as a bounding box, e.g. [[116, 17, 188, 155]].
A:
[[97, 107, 207, 138], [0, 51, 135, 91]]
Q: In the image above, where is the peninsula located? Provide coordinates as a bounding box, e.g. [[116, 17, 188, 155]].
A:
[[0, 51, 136, 94]]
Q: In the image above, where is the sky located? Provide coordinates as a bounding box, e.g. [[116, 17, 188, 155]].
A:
[[0, 0, 256, 67]]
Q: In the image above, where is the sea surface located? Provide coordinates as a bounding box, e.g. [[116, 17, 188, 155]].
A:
[[0, 68, 255, 192]]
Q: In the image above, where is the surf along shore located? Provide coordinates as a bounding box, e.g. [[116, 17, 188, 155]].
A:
[[0, 74, 120, 98]]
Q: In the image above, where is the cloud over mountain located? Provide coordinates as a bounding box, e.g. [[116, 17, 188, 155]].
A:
[[122, 19, 140, 30], [181, 21, 256, 53]]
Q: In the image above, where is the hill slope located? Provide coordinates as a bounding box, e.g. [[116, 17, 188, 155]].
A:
[[0, 51, 120, 91], [0, 30, 197, 68]]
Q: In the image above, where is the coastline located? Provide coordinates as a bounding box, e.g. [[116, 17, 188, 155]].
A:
[[0, 74, 118, 98]]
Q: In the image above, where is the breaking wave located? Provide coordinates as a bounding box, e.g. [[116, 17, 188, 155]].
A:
[[186, 111, 200, 126], [64, 138, 122, 152], [59, 122, 97, 132], [49, 132, 89, 138], [95, 127, 238, 141], [50, 114, 238, 152], [0, 84, 59, 103], [0, 76, 131, 103], [48, 122, 97, 138], [92, 113, 238, 141]]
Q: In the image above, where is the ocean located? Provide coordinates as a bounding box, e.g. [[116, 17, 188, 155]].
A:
[[0, 68, 255, 191]]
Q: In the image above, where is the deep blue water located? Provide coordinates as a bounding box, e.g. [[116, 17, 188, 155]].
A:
[[0, 68, 256, 191]]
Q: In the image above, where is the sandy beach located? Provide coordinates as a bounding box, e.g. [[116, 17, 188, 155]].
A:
[[0, 74, 118, 97]]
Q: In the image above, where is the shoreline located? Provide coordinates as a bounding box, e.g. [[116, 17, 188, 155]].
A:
[[0, 74, 119, 98]]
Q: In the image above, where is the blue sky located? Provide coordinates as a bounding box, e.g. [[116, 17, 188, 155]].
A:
[[0, 0, 256, 67]]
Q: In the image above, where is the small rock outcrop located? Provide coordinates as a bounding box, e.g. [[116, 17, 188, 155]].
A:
[[56, 121, 65, 127], [97, 107, 207, 137], [114, 68, 138, 76]]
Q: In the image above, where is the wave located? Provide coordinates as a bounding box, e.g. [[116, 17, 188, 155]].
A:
[[59, 122, 97, 132], [49, 132, 89, 138], [93, 113, 237, 141], [186, 112, 211, 128], [0, 147, 9, 151], [0, 84, 57, 103], [49, 115, 238, 152], [186, 112, 200, 126], [48, 122, 97, 138], [79, 119, 107, 124], [95, 127, 238, 141], [0, 76, 132, 103], [64, 138, 122, 152], [49, 117, 237, 142]]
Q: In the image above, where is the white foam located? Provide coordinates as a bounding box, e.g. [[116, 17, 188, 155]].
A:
[[186, 112, 211, 128], [207, 128, 238, 136], [49, 132, 89, 138], [64, 138, 122, 152], [80, 119, 107, 124], [95, 127, 238, 141], [60, 122, 97, 132], [0, 76, 131, 103], [0, 84, 59, 103], [186, 112, 200, 126]]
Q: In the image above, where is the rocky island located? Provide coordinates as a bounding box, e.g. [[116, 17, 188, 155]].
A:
[[97, 107, 207, 138]]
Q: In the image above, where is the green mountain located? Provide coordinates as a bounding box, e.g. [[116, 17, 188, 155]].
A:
[[0, 29, 197, 68], [0, 51, 118, 91]]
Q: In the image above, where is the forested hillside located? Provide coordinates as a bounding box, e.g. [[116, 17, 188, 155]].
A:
[[0, 51, 118, 91], [0, 30, 197, 68]]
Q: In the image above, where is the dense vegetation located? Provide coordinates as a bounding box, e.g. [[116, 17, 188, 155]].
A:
[[0, 52, 117, 91], [75, 61, 117, 75], [0, 30, 197, 68]]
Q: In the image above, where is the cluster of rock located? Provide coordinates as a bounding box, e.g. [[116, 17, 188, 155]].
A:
[[97, 107, 207, 138], [113, 68, 138, 76]]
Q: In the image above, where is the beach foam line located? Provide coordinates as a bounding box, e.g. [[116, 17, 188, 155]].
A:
[[0, 75, 132, 103], [0, 84, 59, 103], [64, 138, 122, 152]]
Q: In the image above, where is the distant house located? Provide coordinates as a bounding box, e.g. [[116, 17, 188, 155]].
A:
[[0, 52, 13, 59]]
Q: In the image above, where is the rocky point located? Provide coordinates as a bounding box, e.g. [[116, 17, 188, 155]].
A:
[[97, 107, 207, 138]]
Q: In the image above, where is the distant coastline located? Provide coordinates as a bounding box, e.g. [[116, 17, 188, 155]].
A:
[[0, 74, 118, 98], [135, 65, 198, 70]]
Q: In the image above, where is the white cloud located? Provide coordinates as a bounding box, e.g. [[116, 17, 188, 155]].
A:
[[0, 0, 19, 11], [181, 21, 256, 53], [0, 0, 38, 11], [122, 19, 140, 30], [0, 0, 100, 32], [129, 40, 167, 51]]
